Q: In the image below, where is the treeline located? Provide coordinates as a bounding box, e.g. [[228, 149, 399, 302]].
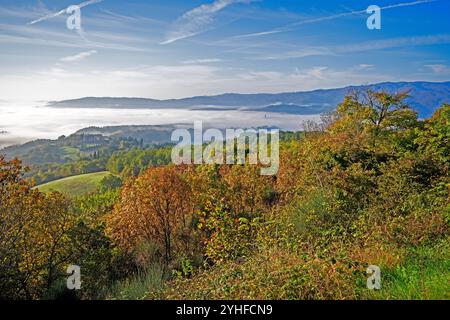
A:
[[6, 134, 147, 185], [106, 132, 304, 178], [33, 159, 107, 185], [1, 90, 448, 300], [106, 146, 173, 177], [27, 129, 304, 185], [33, 144, 173, 185]]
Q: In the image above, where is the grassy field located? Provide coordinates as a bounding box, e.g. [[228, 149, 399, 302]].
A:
[[36, 171, 112, 197], [364, 241, 450, 300]]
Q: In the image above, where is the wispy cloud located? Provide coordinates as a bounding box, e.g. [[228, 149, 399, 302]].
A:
[[226, 65, 393, 93], [232, 0, 436, 39], [0, 21, 154, 52], [258, 46, 333, 60], [161, 0, 255, 45], [0, 63, 391, 101], [60, 50, 97, 62], [335, 34, 450, 53], [0, 6, 47, 20], [358, 64, 375, 70], [425, 64, 450, 74], [256, 34, 450, 60], [182, 58, 223, 64], [27, 0, 103, 25]]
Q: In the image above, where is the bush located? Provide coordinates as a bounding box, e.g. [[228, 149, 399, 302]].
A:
[[108, 263, 166, 300]]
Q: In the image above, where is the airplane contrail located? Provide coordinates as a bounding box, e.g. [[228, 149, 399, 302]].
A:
[[232, 0, 437, 39], [27, 0, 103, 25]]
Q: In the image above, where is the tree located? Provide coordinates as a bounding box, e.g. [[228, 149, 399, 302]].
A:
[[220, 164, 275, 216], [107, 166, 193, 264], [333, 90, 417, 133], [0, 156, 75, 299], [416, 104, 450, 165], [99, 175, 122, 193]]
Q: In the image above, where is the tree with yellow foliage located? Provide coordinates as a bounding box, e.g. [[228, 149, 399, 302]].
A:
[[107, 166, 193, 264], [0, 156, 75, 299]]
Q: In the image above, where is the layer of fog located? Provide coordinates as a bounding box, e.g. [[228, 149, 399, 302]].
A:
[[0, 101, 321, 150]]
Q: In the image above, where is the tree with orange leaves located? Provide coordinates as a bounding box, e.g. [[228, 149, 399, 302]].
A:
[[107, 165, 193, 264], [0, 156, 75, 299]]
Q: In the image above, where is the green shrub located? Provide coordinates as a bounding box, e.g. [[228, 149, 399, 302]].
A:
[[108, 263, 166, 300]]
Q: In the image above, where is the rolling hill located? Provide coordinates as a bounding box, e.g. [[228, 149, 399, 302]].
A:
[[36, 171, 112, 197]]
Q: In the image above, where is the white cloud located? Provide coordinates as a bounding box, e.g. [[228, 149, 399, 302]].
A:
[[60, 50, 97, 62], [182, 58, 223, 64], [254, 34, 450, 60], [0, 61, 442, 102], [425, 64, 450, 74], [258, 47, 332, 60], [335, 34, 450, 53], [28, 0, 103, 25], [358, 64, 375, 70], [237, 71, 283, 81], [232, 0, 436, 39], [0, 22, 154, 52], [0, 6, 48, 20], [162, 0, 255, 45]]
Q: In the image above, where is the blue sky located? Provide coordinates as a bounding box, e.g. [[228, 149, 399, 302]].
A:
[[0, 0, 449, 101]]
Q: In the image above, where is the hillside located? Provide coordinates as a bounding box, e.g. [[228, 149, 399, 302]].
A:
[[0, 133, 145, 185], [48, 81, 450, 118], [36, 171, 112, 197], [2, 90, 448, 301]]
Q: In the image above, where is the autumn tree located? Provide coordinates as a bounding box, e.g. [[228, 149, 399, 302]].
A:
[[0, 156, 75, 299], [107, 166, 193, 264], [220, 164, 275, 216], [276, 90, 429, 244], [416, 103, 450, 165]]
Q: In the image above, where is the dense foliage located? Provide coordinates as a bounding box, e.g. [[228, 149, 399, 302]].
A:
[[1, 91, 448, 300], [2, 134, 150, 185]]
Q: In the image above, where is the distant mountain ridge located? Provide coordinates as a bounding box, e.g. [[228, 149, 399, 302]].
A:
[[48, 81, 450, 118]]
